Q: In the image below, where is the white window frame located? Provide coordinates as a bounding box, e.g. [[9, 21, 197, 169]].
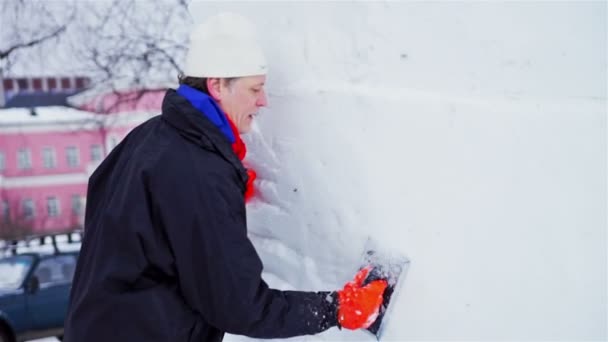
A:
[[71, 194, 83, 216], [22, 199, 35, 219], [47, 196, 60, 217], [1, 200, 9, 222], [66, 146, 80, 168], [0, 151, 5, 172], [17, 148, 32, 170], [90, 144, 103, 162], [42, 147, 57, 169]]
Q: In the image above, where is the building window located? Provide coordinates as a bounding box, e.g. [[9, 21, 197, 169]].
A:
[[61, 77, 71, 90], [48, 78, 57, 90], [90, 144, 103, 162], [71, 195, 83, 216], [66, 146, 80, 168], [32, 78, 43, 91], [1, 200, 9, 222], [22, 199, 35, 219], [17, 78, 28, 91], [17, 148, 32, 170], [42, 147, 57, 169], [3, 79, 13, 91], [0, 151, 5, 172], [47, 197, 60, 217]]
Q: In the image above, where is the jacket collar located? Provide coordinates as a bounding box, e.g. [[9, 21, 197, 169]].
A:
[[160, 89, 249, 186], [176, 84, 236, 144]]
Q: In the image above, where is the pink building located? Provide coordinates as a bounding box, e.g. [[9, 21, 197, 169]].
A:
[[0, 86, 164, 235]]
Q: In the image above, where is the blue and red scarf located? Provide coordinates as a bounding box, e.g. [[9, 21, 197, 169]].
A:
[[177, 85, 256, 201]]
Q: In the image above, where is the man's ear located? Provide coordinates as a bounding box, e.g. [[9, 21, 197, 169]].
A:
[[206, 78, 222, 101]]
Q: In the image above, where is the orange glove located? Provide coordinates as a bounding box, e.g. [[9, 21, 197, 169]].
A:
[[337, 266, 388, 330]]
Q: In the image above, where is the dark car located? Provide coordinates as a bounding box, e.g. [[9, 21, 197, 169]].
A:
[[0, 232, 81, 342]]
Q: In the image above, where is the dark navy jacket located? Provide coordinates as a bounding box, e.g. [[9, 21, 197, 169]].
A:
[[64, 90, 338, 342]]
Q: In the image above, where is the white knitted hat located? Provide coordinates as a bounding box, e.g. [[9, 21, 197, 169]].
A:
[[184, 12, 268, 78]]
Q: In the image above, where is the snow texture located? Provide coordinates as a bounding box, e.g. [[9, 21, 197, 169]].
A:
[[189, 2, 606, 341]]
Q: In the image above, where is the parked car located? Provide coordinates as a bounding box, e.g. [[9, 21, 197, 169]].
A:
[[0, 232, 81, 342]]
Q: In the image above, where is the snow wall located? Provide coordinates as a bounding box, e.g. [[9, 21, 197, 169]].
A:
[[189, 2, 606, 341]]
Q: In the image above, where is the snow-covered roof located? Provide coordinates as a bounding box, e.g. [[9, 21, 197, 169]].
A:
[[0, 106, 101, 126], [0, 105, 159, 134]]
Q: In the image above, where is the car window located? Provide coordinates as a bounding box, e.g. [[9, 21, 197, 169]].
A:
[[0, 255, 34, 290], [34, 255, 77, 287]]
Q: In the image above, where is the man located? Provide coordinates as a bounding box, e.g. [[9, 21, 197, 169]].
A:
[[64, 12, 387, 342]]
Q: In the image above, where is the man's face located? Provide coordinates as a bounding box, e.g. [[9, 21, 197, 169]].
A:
[[209, 75, 267, 134]]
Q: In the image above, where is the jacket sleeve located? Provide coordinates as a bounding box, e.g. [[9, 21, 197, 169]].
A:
[[150, 160, 338, 338]]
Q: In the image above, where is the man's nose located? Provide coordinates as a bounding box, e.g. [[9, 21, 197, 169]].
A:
[[256, 91, 268, 107]]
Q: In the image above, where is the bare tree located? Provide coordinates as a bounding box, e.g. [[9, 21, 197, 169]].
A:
[[2, 0, 190, 110], [0, 0, 75, 72], [67, 0, 192, 110]]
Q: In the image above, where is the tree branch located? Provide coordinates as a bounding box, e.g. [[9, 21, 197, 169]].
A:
[[0, 25, 66, 60]]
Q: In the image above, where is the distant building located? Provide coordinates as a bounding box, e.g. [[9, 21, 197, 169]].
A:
[[0, 77, 163, 235], [1, 76, 91, 108]]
